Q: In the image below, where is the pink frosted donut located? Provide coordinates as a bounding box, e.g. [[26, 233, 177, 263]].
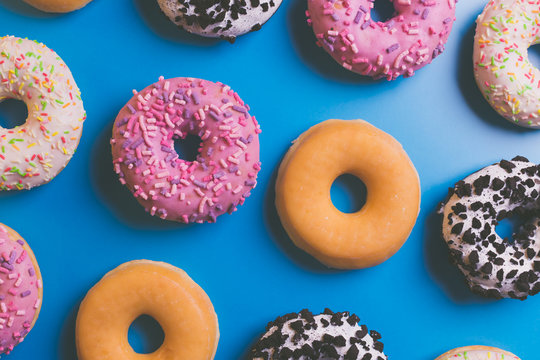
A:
[[111, 77, 261, 223], [307, 0, 457, 80], [0, 223, 43, 355]]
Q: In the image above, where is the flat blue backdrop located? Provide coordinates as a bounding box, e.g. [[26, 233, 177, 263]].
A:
[[0, 0, 538, 359]]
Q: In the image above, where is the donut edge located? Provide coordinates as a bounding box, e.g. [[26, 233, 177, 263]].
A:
[[435, 345, 521, 360]]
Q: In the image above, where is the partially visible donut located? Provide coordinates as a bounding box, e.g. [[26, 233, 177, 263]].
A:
[[111, 76, 261, 223], [0, 36, 86, 191], [0, 223, 43, 355], [307, 0, 457, 80], [435, 345, 520, 360], [473, 0, 540, 127], [248, 309, 387, 360], [22, 0, 93, 13], [157, 0, 283, 42], [440, 156, 540, 300]]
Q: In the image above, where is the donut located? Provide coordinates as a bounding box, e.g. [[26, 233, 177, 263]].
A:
[[307, 0, 456, 80], [248, 309, 387, 360], [22, 0, 93, 13], [111, 76, 261, 223], [0, 36, 86, 191], [157, 0, 283, 42], [76, 260, 219, 360], [275, 119, 420, 269], [473, 0, 540, 128], [0, 223, 43, 355], [440, 156, 540, 300], [435, 346, 520, 360]]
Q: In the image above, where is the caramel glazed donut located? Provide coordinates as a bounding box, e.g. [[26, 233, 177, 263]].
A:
[[440, 156, 540, 300], [22, 0, 93, 13], [76, 260, 219, 360], [435, 346, 521, 360]]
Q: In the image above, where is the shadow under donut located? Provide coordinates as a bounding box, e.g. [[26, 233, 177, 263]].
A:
[[58, 299, 81, 360], [456, 19, 532, 133], [423, 186, 497, 305], [263, 156, 344, 274], [89, 119, 189, 231], [0, 0, 59, 18], [132, 0, 221, 47]]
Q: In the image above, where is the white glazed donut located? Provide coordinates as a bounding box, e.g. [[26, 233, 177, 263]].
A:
[[157, 0, 283, 42], [435, 346, 521, 360], [441, 156, 540, 300], [473, 0, 540, 128], [0, 36, 86, 190]]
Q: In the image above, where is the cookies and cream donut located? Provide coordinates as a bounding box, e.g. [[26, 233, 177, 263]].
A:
[[248, 309, 387, 360], [157, 0, 283, 42], [0, 224, 43, 355], [441, 156, 540, 300], [276, 119, 420, 269], [435, 346, 520, 360], [0, 36, 86, 191], [307, 0, 456, 80], [111, 76, 261, 223], [76, 260, 219, 360], [22, 0, 93, 13], [474, 0, 540, 127]]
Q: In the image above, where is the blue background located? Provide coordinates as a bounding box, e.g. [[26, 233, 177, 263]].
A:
[[0, 0, 538, 358]]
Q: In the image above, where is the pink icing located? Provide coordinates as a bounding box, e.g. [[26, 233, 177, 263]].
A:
[[0, 226, 41, 355], [111, 77, 262, 223], [307, 0, 457, 80]]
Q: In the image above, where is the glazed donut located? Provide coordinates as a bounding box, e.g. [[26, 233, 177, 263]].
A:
[[157, 0, 283, 42], [474, 0, 540, 128], [307, 0, 456, 80], [76, 260, 219, 360], [0, 223, 43, 355], [440, 156, 540, 300], [276, 119, 420, 269], [0, 36, 86, 191], [435, 346, 520, 360], [22, 0, 93, 13], [111, 76, 261, 223], [248, 309, 387, 360]]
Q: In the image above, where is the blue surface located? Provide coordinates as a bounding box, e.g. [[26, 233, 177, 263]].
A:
[[0, 0, 539, 359]]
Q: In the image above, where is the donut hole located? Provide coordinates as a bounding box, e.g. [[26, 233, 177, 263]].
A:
[[527, 44, 540, 69], [0, 98, 27, 129], [330, 174, 367, 213], [495, 212, 534, 244], [370, 0, 395, 23], [127, 315, 165, 354], [173, 134, 202, 162]]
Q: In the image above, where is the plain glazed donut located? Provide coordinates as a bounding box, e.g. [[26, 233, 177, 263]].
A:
[[307, 0, 457, 80], [275, 119, 420, 269], [0, 36, 86, 191], [0, 223, 43, 355], [474, 0, 540, 128], [248, 309, 387, 359], [111, 76, 261, 223], [22, 0, 93, 13], [440, 156, 540, 300], [435, 346, 520, 360], [76, 260, 219, 360]]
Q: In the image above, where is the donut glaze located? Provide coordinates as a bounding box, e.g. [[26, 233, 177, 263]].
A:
[[76, 260, 219, 360], [441, 156, 540, 300], [474, 0, 540, 128], [276, 119, 420, 269], [0, 36, 86, 191], [157, 0, 283, 42], [248, 309, 387, 360], [111, 77, 261, 223], [22, 0, 93, 13], [307, 0, 456, 80], [435, 346, 520, 360], [0, 224, 43, 355]]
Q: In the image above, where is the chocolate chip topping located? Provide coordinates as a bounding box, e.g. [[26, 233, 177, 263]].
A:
[[441, 157, 540, 300], [248, 310, 387, 360]]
